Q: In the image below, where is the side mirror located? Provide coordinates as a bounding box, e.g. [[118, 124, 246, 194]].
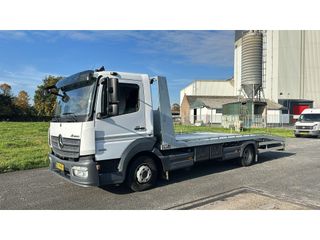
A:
[[98, 77, 119, 118], [107, 78, 119, 116], [108, 77, 119, 104]]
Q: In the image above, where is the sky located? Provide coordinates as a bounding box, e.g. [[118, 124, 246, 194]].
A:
[[0, 30, 235, 104]]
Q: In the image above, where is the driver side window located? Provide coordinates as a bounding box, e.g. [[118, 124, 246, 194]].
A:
[[102, 83, 140, 116], [103, 83, 139, 116]]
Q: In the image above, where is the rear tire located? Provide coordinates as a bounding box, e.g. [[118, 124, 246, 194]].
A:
[[240, 145, 255, 167], [126, 156, 158, 192]]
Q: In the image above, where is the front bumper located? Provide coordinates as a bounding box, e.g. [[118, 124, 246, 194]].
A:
[[49, 154, 124, 187], [294, 129, 320, 136]]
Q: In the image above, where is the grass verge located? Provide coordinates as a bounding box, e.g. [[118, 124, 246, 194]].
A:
[[0, 122, 50, 173]]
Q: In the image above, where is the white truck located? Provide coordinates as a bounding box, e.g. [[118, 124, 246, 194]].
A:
[[294, 108, 320, 137], [47, 68, 285, 191]]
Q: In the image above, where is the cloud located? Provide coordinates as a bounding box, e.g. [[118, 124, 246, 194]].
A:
[[0, 66, 54, 86], [67, 30, 235, 67], [136, 31, 235, 67], [111, 31, 235, 67], [0, 31, 29, 40], [0, 66, 59, 100], [0, 30, 234, 67]]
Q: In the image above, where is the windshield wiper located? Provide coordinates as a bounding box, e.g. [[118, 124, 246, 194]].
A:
[[62, 112, 78, 122]]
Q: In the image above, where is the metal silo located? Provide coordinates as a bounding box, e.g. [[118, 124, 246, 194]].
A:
[[241, 31, 263, 98]]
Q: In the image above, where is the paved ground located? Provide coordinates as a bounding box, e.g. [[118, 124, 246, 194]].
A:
[[192, 192, 309, 210], [0, 137, 320, 210]]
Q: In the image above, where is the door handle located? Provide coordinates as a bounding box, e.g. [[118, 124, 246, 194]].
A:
[[134, 126, 146, 131]]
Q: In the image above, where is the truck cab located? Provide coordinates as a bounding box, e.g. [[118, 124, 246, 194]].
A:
[[48, 69, 157, 189], [294, 108, 320, 137]]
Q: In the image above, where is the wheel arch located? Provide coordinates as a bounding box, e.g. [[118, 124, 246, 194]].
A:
[[127, 151, 164, 176], [118, 138, 164, 177]]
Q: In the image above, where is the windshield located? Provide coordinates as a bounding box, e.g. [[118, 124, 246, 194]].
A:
[[54, 79, 96, 122], [298, 114, 320, 122]]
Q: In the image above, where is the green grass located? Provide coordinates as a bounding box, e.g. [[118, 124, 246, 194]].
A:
[[0, 122, 50, 173], [174, 124, 294, 138], [0, 121, 293, 174]]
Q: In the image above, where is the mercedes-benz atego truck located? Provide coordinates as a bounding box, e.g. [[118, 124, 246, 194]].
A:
[[46, 68, 285, 191]]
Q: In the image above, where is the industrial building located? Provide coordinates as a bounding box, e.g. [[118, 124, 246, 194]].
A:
[[234, 30, 320, 120], [180, 30, 320, 126]]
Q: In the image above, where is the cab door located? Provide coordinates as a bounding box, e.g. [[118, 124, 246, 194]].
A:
[[95, 78, 147, 160]]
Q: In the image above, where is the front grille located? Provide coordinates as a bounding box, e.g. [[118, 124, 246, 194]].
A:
[[51, 136, 80, 159], [296, 126, 313, 130]]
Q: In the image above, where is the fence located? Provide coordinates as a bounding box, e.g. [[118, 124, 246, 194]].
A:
[[180, 113, 222, 125], [222, 115, 266, 130], [180, 113, 295, 128]]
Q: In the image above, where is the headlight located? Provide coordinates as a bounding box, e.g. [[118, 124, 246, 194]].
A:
[[313, 125, 318, 130], [72, 166, 88, 178]]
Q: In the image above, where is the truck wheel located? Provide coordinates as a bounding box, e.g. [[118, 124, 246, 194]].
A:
[[126, 156, 158, 192], [240, 145, 255, 167], [295, 134, 301, 138]]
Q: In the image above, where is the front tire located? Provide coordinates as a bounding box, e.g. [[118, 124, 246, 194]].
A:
[[295, 134, 301, 138], [240, 145, 255, 167], [126, 156, 158, 192]]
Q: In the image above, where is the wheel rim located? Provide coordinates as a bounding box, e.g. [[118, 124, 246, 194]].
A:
[[136, 165, 152, 184]]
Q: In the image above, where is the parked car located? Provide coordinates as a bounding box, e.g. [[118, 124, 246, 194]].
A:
[[294, 108, 320, 137]]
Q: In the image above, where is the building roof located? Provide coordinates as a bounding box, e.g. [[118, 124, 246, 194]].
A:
[[186, 95, 240, 109], [185, 95, 284, 110], [265, 99, 285, 110]]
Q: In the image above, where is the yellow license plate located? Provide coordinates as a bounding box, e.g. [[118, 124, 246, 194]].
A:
[[56, 162, 65, 171]]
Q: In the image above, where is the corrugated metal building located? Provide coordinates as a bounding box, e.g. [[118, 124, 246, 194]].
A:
[[179, 79, 236, 124], [234, 30, 320, 119]]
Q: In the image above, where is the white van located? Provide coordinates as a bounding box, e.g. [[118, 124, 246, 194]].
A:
[[294, 108, 320, 137]]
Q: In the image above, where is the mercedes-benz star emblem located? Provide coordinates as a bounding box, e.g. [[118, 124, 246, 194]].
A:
[[58, 134, 64, 149]]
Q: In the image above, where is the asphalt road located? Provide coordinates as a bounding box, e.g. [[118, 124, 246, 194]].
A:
[[1, 137, 320, 210]]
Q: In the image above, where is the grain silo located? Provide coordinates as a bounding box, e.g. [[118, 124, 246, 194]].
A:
[[241, 31, 263, 99], [222, 31, 267, 129]]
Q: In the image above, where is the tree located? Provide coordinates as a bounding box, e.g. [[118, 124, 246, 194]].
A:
[[0, 83, 12, 96], [0, 94, 14, 117], [34, 75, 63, 116], [14, 90, 30, 114]]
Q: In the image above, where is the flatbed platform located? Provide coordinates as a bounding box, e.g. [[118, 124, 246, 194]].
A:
[[175, 132, 256, 142], [170, 132, 285, 150]]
